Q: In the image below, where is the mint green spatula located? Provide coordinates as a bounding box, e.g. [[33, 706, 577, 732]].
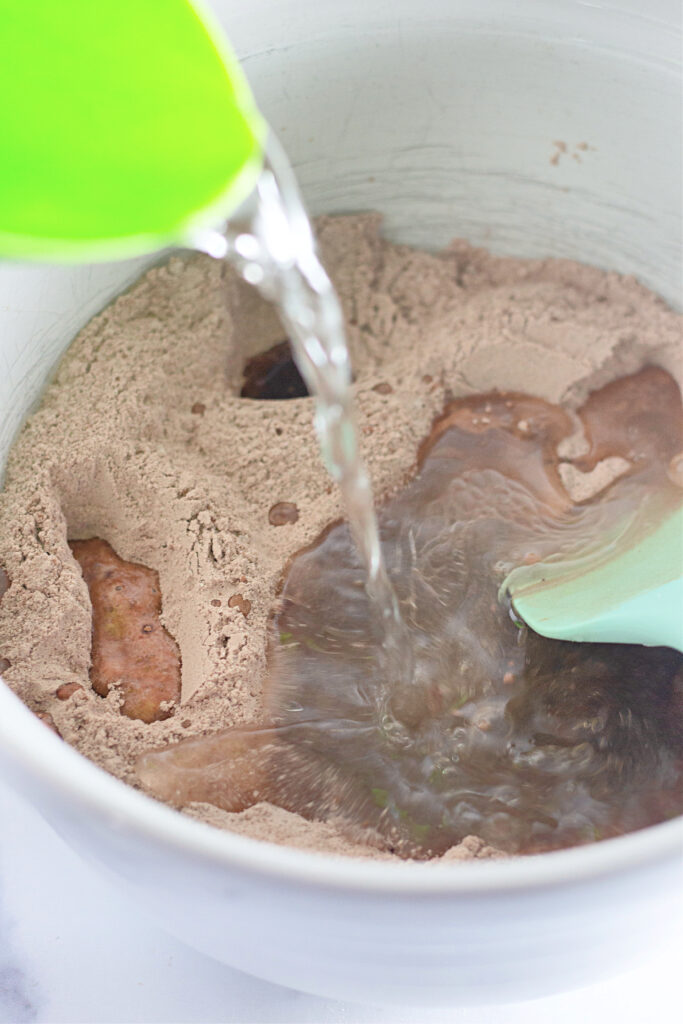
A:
[[506, 504, 683, 652], [0, 0, 266, 261]]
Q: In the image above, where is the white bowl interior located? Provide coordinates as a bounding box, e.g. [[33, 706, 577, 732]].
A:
[[0, 0, 681, 1006]]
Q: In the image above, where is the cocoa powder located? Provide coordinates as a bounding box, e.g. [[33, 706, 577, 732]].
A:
[[0, 215, 680, 857]]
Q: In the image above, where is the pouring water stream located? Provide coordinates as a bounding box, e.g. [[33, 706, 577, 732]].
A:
[[193, 139, 411, 695]]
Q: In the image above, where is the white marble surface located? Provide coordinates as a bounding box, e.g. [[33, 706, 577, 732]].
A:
[[0, 776, 680, 1024]]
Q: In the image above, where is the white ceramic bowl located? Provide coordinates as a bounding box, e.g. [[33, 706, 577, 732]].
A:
[[0, 0, 681, 1007]]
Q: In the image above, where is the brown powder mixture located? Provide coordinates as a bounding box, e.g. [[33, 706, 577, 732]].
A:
[[0, 214, 680, 859]]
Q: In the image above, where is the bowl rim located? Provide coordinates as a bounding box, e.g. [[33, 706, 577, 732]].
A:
[[1, 679, 681, 894]]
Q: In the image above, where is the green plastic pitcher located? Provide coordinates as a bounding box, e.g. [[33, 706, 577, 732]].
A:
[[0, 0, 266, 261]]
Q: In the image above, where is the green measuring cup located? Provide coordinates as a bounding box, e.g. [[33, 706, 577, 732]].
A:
[[0, 0, 266, 261]]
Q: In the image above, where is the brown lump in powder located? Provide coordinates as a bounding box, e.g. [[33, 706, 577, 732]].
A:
[[70, 539, 181, 724]]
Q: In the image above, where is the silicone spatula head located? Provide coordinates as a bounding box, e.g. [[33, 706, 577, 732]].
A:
[[0, 0, 266, 261], [506, 504, 683, 652]]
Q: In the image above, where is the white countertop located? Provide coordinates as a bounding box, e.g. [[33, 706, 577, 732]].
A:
[[1, 775, 680, 1024]]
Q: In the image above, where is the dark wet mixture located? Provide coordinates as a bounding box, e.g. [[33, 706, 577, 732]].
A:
[[139, 368, 683, 857], [240, 340, 309, 400]]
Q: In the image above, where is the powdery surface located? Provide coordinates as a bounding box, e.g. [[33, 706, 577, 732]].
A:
[[0, 215, 680, 859], [184, 802, 502, 861]]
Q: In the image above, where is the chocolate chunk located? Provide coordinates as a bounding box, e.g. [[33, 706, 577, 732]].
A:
[[56, 682, 84, 701], [268, 502, 299, 526], [228, 594, 251, 618]]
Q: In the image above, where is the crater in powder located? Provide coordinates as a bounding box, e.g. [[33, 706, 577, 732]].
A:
[[241, 340, 309, 400]]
